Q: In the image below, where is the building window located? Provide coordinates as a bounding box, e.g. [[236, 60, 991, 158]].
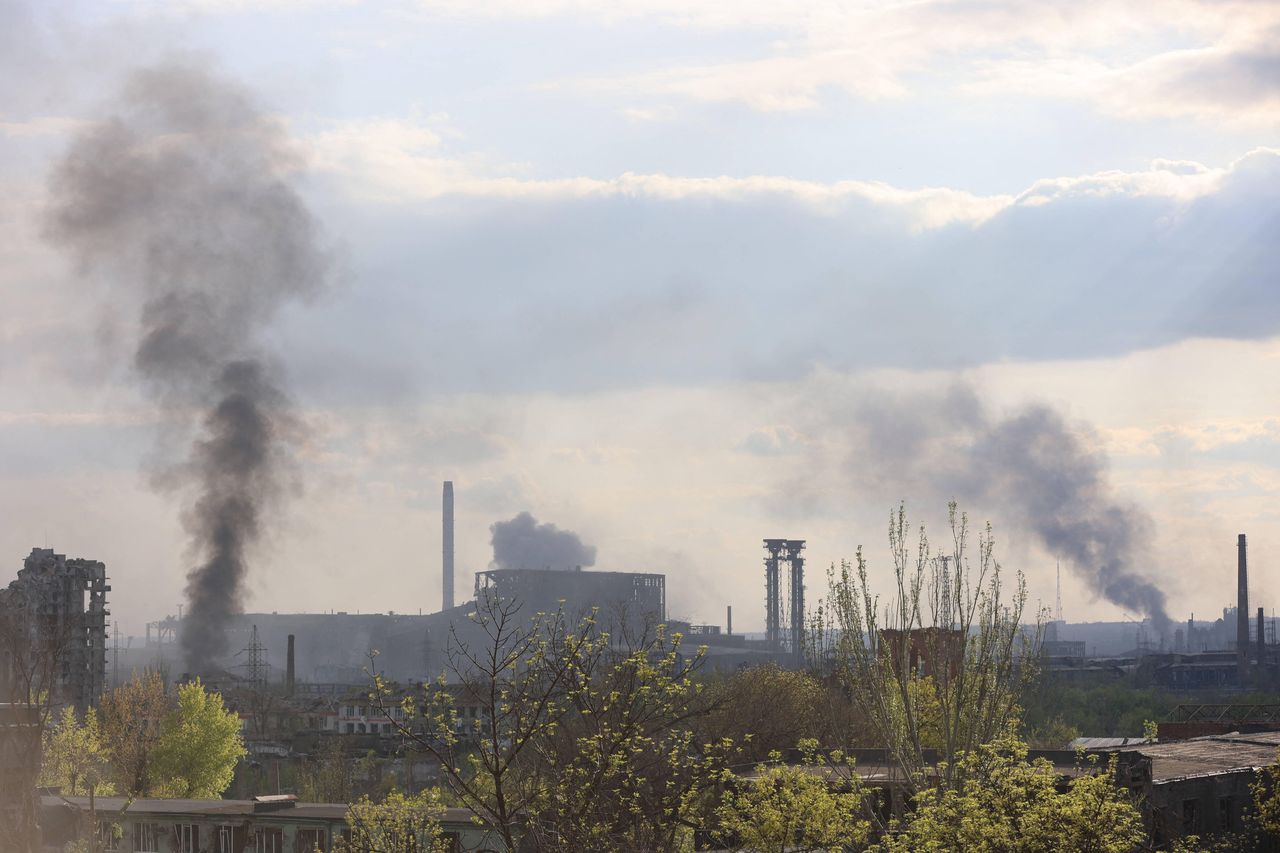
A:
[[216, 825, 236, 853], [1219, 796, 1233, 831], [1182, 799, 1199, 834], [135, 822, 160, 853], [99, 821, 123, 852], [255, 827, 284, 853], [175, 824, 199, 853], [296, 828, 327, 852]]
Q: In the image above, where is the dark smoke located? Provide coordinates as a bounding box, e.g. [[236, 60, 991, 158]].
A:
[[45, 63, 327, 672], [490, 512, 597, 571], [967, 405, 1168, 634], [802, 382, 1171, 634]]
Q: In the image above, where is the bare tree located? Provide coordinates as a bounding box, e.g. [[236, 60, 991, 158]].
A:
[[372, 592, 603, 852], [816, 503, 1042, 831]]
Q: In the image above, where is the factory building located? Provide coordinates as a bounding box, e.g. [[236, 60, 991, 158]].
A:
[[475, 566, 665, 638]]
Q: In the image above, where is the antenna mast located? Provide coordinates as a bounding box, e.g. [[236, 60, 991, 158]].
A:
[[1055, 561, 1063, 624]]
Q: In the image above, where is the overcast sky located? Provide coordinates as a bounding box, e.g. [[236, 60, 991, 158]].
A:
[[2, 0, 1278, 636]]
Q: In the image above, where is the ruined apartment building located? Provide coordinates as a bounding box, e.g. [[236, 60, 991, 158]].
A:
[[0, 548, 109, 714]]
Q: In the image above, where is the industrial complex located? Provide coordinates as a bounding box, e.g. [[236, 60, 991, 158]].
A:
[[2, 481, 1278, 713]]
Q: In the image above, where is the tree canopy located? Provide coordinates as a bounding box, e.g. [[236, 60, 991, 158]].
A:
[[150, 679, 246, 798]]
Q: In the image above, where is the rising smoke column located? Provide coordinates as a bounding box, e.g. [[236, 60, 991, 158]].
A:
[[801, 382, 1171, 633], [490, 512, 597, 570], [966, 404, 1169, 634], [46, 63, 327, 671]]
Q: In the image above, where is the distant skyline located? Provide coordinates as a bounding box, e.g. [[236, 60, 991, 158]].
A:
[[2, 0, 1278, 636]]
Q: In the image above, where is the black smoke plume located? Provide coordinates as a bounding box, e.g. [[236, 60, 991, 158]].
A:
[[490, 512, 597, 571], [799, 382, 1171, 634], [46, 63, 327, 672]]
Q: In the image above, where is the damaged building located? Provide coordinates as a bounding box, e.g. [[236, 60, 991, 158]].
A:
[[0, 548, 109, 713]]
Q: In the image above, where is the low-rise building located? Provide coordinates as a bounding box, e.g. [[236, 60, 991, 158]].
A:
[[40, 794, 506, 852]]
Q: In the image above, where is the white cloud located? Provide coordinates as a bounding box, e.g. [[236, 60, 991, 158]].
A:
[[428, 0, 1280, 124], [309, 115, 1272, 230], [0, 116, 88, 138]]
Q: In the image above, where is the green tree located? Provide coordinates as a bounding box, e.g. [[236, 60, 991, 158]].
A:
[[373, 594, 605, 851], [876, 734, 1145, 853], [374, 594, 740, 852], [530, 626, 736, 852], [817, 503, 1040, 821], [39, 706, 117, 797], [1251, 749, 1280, 840], [714, 739, 870, 853], [150, 679, 246, 798], [332, 790, 448, 853]]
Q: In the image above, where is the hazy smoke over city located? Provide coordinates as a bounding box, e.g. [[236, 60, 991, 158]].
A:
[[45, 63, 327, 672], [805, 383, 1171, 633], [490, 511, 597, 571]]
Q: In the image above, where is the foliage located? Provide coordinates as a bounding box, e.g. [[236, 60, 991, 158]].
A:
[[817, 503, 1040, 818], [1252, 749, 1280, 839], [1022, 715, 1080, 750], [97, 671, 172, 797], [150, 679, 246, 798], [373, 594, 606, 851], [39, 706, 117, 796], [529, 626, 735, 852], [876, 734, 1146, 853], [1021, 683, 1176, 740], [333, 789, 448, 853], [373, 593, 739, 852], [699, 664, 835, 761], [714, 739, 870, 853], [297, 737, 379, 804]]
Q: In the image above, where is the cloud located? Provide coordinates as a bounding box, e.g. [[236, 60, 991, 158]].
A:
[[413, 0, 1280, 124], [281, 144, 1279, 394], [309, 114, 1260, 225]]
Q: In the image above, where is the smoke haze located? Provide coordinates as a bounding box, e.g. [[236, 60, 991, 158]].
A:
[[45, 62, 327, 671], [490, 511, 597, 571], [799, 382, 1171, 633]]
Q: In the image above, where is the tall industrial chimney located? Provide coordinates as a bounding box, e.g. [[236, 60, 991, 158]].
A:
[[1259, 606, 1266, 668], [285, 634, 295, 697], [1238, 533, 1249, 678], [727, 605, 733, 636], [443, 481, 455, 610]]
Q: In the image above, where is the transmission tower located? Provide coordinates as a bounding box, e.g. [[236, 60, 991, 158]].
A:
[[237, 624, 271, 687]]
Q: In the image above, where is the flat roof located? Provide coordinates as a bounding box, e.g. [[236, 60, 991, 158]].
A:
[[42, 796, 476, 825], [1097, 731, 1280, 782]]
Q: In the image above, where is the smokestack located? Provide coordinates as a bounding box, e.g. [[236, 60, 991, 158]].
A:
[[1239, 533, 1249, 678], [1259, 606, 1266, 668], [727, 605, 733, 636], [443, 482, 455, 610], [285, 634, 295, 697]]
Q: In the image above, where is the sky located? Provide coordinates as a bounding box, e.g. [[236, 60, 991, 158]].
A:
[[1, 0, 1278, 637]]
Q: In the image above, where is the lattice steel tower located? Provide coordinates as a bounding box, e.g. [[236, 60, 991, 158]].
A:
[[763, 539, 806, 663]]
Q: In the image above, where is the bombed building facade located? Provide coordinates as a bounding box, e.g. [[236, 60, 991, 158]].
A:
[[0, 548, 109, 714]]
